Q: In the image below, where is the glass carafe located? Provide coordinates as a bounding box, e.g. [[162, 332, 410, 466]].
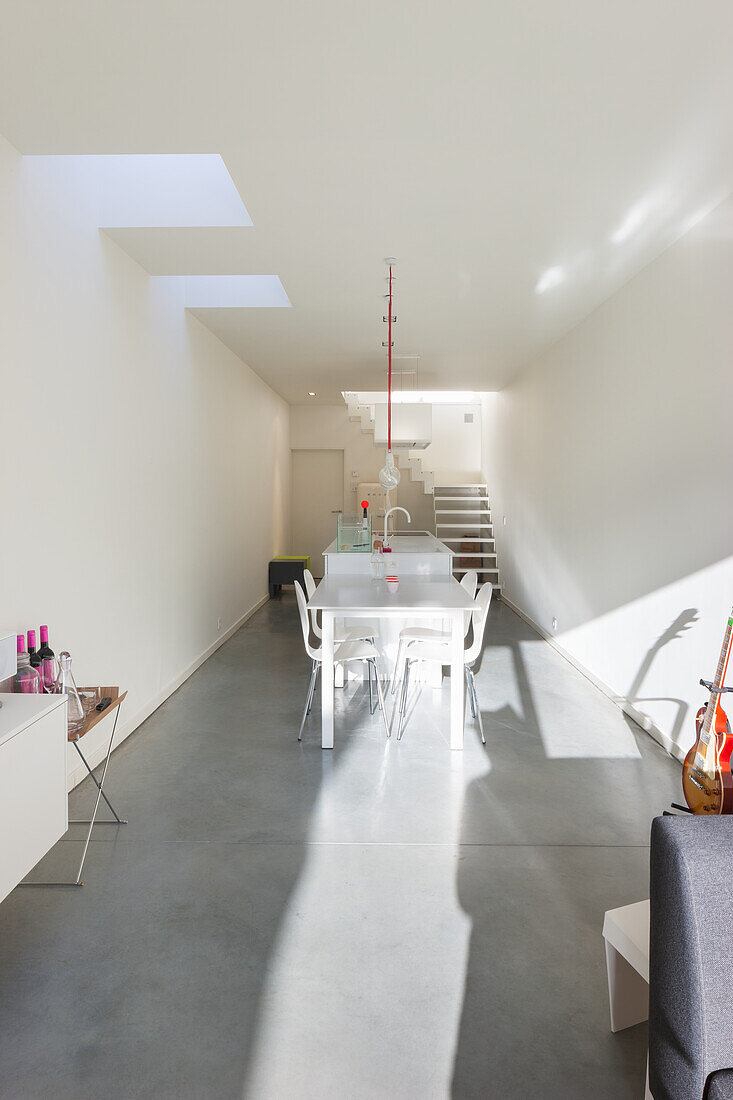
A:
[[54, 651, 85, 728]]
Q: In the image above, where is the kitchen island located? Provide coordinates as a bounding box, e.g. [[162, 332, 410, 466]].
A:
[[322, 529, 453, 576]]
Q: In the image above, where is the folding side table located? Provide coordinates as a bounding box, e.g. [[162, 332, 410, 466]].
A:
[[602, 899, 652, 1099], [21, 685, 128, 888]]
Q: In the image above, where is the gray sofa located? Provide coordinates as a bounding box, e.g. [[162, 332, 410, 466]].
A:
[[649, 815, 733, 1100]]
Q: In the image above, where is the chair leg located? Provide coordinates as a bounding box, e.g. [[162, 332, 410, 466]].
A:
[[371, 659, 391, 738], [391, 639, 405, 695], [468, 668, 485, 744], [466, 667, 476, 718], [368, 659, 374, 713], [306, 659, 319, 715], [393, 671, 405, 740], [396, 659, 411, 741], [299, 661, 319, 741]]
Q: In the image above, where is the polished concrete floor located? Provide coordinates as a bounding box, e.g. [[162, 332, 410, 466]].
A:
[[0, 594, 681, 1099]]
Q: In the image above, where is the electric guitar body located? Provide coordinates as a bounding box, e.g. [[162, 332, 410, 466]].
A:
[[682, 705, 733, 814], [682, 607, 733, 815]]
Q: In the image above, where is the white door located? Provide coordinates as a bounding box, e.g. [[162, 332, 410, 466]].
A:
[[291, 449, 344, 578]]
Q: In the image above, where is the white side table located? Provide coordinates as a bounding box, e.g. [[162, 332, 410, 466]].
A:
[[602, 899, 652, 1099]]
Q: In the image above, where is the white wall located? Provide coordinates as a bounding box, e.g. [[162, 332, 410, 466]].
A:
[[426, 404, 483, 483], [0, 134, 290, 785], [482, 195, 733, 759]]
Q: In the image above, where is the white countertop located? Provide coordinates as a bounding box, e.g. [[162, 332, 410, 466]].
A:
[[324, 531, 452, 556], [308, 575, 476, 613], [0, 693, 67, 749]]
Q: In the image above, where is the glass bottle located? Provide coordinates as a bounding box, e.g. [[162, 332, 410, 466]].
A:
[[37, 625, 56, 692], [371, 539, 385, 581], [54, 651, 85, 728], [12, 635, 42, 694], [28, 629, 43, 680]]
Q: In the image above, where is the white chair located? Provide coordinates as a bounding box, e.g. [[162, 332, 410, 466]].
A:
[[295, 581, 390, 741], [303, 568, 379, 646], [393, 582, 493, 743], [391, 569, 478, 695]]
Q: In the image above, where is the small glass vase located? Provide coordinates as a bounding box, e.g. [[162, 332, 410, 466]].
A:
[[12, 635, 42, 694]]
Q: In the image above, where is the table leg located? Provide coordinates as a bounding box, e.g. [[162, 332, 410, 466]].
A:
[[322, 610, 335, 750], [450, 610, 464, 750], [603, 938, 649, 1032]]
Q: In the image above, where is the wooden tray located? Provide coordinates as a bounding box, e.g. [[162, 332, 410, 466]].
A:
[[68, 686, 127, 743]]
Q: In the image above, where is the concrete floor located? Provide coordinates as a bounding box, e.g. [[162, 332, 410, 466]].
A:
[[0, 595, 681, 1099]]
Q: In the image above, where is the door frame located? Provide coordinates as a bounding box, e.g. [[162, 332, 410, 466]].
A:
[[290, 448, 345, 577]]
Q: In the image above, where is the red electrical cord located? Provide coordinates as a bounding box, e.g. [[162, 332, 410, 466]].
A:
[[387, 264, 393, 452]]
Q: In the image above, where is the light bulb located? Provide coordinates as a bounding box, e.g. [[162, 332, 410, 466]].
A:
[[379, 450, 401, 490]]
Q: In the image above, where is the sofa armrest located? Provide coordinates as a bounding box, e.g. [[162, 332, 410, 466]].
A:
[[649, 815, 733, 1100]]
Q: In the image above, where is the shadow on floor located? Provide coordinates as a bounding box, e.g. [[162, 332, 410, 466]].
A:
[[450, 600, 680, 1099], [0, 592, 366, 1100], [0, 594, 685, 1099]]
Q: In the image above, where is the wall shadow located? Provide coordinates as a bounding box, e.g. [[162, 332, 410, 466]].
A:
[[620, 608, 699, 749]]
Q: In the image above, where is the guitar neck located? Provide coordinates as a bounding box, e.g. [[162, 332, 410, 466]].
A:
[[696, 606, 733, 773]]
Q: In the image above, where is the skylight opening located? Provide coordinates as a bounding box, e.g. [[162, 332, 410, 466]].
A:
[[23, 153, 252, 228], [183, 275, 291, 308], [343, 390, 484, 405]]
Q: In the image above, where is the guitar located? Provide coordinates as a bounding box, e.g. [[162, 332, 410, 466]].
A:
[[682, 605, 733, 814]]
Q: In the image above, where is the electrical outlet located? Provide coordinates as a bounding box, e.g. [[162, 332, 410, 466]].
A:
[[351, 470, 359, 478], [217, 617, 222, 632], [551, 617, 557, 632]]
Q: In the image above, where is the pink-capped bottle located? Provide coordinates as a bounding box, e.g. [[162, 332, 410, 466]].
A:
[[37, 625, 56, 691], [12, 634, 42, 694], [27, 629, 43, 680]]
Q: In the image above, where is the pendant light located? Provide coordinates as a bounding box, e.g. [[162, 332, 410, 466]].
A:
[[379, 258, 401, 491]]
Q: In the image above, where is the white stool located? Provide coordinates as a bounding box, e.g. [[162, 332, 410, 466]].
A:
[[602, 899, 651, 1099]]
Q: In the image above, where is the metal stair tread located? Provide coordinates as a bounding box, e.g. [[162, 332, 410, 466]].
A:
[[448, 552, 497, 558]]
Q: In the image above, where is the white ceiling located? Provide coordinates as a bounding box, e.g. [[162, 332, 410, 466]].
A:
[[1, 1, 732, 404]]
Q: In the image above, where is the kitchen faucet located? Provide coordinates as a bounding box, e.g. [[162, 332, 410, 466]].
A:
[[383, 506, 411, 545]]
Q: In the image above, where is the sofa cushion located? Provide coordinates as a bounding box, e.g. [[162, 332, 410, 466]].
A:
[[706, 1070, 733, 1100]]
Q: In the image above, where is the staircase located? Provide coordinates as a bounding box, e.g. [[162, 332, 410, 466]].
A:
[[433, 484, 500, 590], [344, 391, 501, 589], [345, 394, 434, 493]]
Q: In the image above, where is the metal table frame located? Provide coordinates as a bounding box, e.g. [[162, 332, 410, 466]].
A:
[[308, 577, 476, 751], [21, 686, 128, 887]]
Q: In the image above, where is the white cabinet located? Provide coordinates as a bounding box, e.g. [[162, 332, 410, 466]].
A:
[[0, 694, 68, 903]]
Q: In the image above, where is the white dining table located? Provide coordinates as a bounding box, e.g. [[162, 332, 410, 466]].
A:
[[307, 574, 477, 750]]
